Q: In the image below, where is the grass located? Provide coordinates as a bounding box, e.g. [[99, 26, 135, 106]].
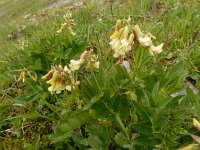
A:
[[0, 0, 200, 149]]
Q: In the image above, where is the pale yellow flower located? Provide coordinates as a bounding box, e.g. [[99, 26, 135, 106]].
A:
[[138, 34, 152, 46], [110, 20, 134, 58], [93, 61, 100, 69], [149, 43, 163, 54], [69, 59, 82, 71], [66, 85, 72, 92], [43, 65, 73, 94]]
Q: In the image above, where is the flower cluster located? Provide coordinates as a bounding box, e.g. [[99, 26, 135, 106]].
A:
[[17, 69, 36, 82], [42, 65, 73, 94], [57, 11, 76, 35], [17, 39, 28, 50], [110, 20, 134, 58], [69, 50, 99, 71], [42, 50, 99, 94], [133, 25, 163, 55], [109, 19, 163, 58]]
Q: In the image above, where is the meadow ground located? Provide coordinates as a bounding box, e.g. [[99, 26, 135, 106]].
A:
[[0, 0, 200, 149]]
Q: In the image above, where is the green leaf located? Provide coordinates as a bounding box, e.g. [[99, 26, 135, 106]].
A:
[[111, 94, 130, 120], [87, 135, 103, 148], [116, 114, 129, 138], [71, 132, 88, 148], [143, 90, 156, 107], [86, 124, 111, 147], [132, 100, 149, 120], [115, 132, 130, 148], [39, 99, 61, 116], [131, 121, 152, 134], [166, 62, 184, 84], [134, 135, 158, 146], [152, 108, 170, 132], [83, 96, 101, 111], [50, 110, 95, 144], [151, 81, 160, 101]]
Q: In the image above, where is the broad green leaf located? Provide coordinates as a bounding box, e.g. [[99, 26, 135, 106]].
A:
[[152, 108, 170, 132], [87, 135, 103, 148], [132, 100, 149, 120], [115, 132, 130, 148], [143, 90, 156, 107], [131, 121, 152, 134], [134, 135, 158, 146], [116, 114, 129, 138], [39, 99, 61, 116]]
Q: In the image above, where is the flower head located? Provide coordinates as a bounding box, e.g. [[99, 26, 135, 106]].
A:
[[110, 20, 134, 58], [133, 25, 163, 55], [42, 65, 73, 94], [57, 11, 76, 35]]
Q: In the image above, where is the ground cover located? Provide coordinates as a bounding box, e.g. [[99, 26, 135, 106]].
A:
[[0, 0, 199, 149]]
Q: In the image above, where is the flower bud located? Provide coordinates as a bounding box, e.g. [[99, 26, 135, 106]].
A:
[[133, 25, 142, 37], [120, 26, 129, 40], [193, 117, 200, 131], [115, 19, 121, 31], [128, 33, 134, 45], [80, 50, 89, 60], [57, 65, 63, 73]]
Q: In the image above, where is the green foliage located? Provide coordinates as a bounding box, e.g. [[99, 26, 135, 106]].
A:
[[0, 0, 200, 149]]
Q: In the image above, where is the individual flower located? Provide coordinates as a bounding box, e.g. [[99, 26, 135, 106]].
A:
[[69, 59, 83, 71], [138, 34, 152, 46], [93, 61, 100, 69], [79, 50, 99, 69], [115, 19, 121, 31], [133, 25, 155, 47], [66, 85, 72, 92], [64, 65, 71, 73], [149, 43, 164, 54]]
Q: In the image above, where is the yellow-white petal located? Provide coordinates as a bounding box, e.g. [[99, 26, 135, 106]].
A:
[[150, 43, 163, 54], [64, 65, 71, 73], [120, 26, 129, 40], [113, 49, 121, 58], [110, 31, 120, 40], [94, 61, 100, 69], [66, 85, 72, 91], [128, 33, 134, 44], [69, 59, 82, 71], [113, 39, 121, 50], [138, 34, 152, 47]]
